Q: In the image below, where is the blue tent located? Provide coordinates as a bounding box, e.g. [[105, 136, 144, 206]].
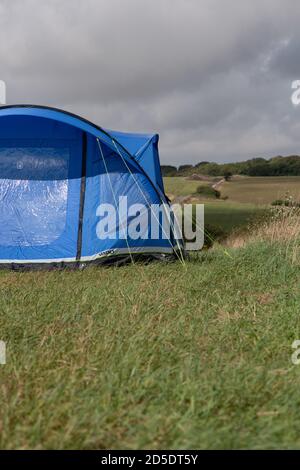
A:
[[0, 105, 183, 268]]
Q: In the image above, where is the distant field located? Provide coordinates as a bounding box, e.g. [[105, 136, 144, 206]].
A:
[[221, 176, 300, 204], [163, 177, 267, 233], [163, 177, 210, 197], [203, 201, 265, 232], [164, 176, 300, 204], [163, 175, 300, 233]]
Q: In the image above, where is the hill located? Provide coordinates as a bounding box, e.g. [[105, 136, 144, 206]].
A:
[[162, 155, 300, 177]]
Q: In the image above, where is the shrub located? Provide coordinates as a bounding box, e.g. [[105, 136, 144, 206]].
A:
[[196, 185, 220, 199], [204, 224, 227, 248], [271, 199, 300, 208], [161, 165, 178, 176], [223, 171, 232, 181]]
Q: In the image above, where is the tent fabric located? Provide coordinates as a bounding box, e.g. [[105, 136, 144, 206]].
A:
[[0, 105, 180, 267], [105, 129, 164, 193]]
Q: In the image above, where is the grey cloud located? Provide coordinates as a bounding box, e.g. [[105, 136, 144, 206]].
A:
[[0, 0, 300, 164]]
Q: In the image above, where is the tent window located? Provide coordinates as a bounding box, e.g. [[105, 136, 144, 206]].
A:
[[0, 146, 70, 246]]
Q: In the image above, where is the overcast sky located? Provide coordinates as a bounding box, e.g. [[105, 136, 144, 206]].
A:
[[1, 0, 300, 165]]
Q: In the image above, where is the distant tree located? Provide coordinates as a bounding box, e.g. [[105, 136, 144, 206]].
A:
[[246, 163, 270, 176], [178, 164, 193, 175], [162, 155, 300, 177], [200, 163, 220, 176], [196, 185, 220, 199], [223, 170, 232, 181], [195, 161, 210, 167], [161, 165, 178, 176]]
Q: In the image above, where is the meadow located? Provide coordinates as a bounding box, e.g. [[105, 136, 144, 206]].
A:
[[221, 176, 300, 205], [164, 175, 300, 233], [163, 176, 210, 197], [0, 175, 300, 449], [198, 201, 264, 232], [0, 234, 300, 449]]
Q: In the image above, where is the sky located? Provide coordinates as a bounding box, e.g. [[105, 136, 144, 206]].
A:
[[0, 0, 300, 165]]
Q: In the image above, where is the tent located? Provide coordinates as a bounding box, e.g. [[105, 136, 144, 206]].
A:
[[0, 105, 183, 268]]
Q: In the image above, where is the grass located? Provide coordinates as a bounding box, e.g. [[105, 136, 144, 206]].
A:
[[0, 178, 300, 449], [164, 176, 300, 234], [164, 176, 300, 204], [164, 177, 266, 233], [203, 201, 265, 232], [164, 177, 209, 197], [0, 236, 300, 449], [221, 176, 300, 204]]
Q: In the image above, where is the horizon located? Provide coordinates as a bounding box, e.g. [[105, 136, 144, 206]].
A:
[[162, 153, 300, 169]]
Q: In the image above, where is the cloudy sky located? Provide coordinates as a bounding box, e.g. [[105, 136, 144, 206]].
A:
[[0, 0, 300, 165]]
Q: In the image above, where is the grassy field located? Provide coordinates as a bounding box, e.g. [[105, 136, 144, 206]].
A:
[[164, 177, 210, 197], [202, 201, 265, 232], [1, 239, 300, 449], [164, 177, 267, 233], [1, 176, 300, 449], [164, 176, 300, 204], [221, 176, 300, 204], [164, 175, 300, 233]]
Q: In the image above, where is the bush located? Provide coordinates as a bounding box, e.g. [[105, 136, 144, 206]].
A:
[[223, 171, 232, 181], [161, 165, 178, 176], [271, 199, 300, 207], [204, 224, 227, 248], [196, 185, 220, 199]]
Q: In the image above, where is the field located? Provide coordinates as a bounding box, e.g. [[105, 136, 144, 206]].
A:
[[164, 176, 300, 233], [163, 177, 210, 197], [199, 201, 264, 232], [1, 238, 300, 449], [164, 177, 272, 233], [221, 176, 300, 205], [1, 175, 300, 449]]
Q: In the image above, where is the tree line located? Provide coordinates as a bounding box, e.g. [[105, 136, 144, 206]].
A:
[[162, 155, 300, 177]]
